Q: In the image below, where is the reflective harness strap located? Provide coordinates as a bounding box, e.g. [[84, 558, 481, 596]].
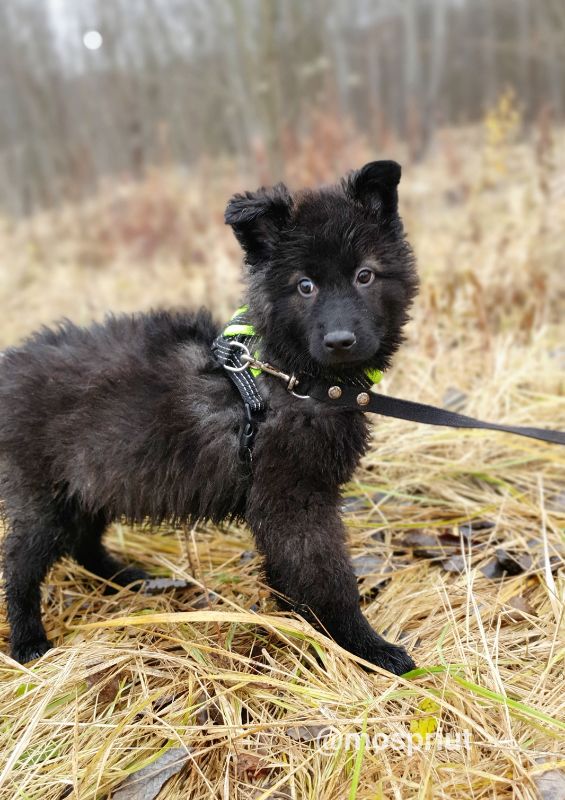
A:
[[211, 307, 266, 467], [212, 337, 265, 416]]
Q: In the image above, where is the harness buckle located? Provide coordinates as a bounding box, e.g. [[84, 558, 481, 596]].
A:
[[240, 422, 254, 448], [238, 402, 256, 467]]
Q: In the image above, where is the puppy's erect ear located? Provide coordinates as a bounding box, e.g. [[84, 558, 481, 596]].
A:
[[225, 183, 293, 268], [345, 160, 401, 215]]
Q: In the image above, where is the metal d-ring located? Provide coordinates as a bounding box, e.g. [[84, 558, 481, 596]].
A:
[[223, 341, 311, 398], [223, 341, 252, 372]]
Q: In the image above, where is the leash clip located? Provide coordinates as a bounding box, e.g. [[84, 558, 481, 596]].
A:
[[223, 341, 309, 399]]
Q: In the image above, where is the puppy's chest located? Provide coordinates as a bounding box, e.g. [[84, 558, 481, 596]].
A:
[[254, 396, 367, 485]]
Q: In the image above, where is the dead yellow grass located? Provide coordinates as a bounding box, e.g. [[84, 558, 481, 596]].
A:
[[0, 129, 564, 798]]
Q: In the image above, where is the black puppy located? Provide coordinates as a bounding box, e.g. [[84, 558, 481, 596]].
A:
[[0, 161, 418, 673]]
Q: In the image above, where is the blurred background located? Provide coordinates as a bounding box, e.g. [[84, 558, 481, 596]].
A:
[[0, 0, 563, 360]]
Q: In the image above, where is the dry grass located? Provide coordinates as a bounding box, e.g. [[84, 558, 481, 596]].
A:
[[0, 125, 564, 799]]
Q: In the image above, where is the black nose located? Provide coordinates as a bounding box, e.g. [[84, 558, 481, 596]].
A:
[[323, 330, 357, 351]]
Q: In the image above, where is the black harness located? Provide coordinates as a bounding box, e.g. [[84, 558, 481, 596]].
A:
[[211, 309, 266, 466], [212, 308, 565, 466]]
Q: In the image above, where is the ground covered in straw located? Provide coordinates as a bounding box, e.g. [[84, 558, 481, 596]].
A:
[[0, 130, 564, 798]]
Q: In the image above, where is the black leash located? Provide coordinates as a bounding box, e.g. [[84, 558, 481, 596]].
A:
[[309, 382, 565, 446]]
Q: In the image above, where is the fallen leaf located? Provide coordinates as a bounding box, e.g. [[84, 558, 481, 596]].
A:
[[191, 591, 220, 609], [341, 495, 369, 512], [441, 555, 466, 573], [194, 696, 224, 727], [546, 491, 565, 513], [85, 669, 120, 705], [460, 519, 496, 535], [152, 695, 176, 713], [285, 724, 330, 742], [495, 549, 533, 575], [480, 558, 506, 579], [533, 767, 565, 800], [351, 554, 386, 577], [111, 747, 191, 800], [502, 595, 534, 623], [402, 532, 453, 559], [474, 520, 496, 531], [236, 752, 270, 781], [550, 556, 563, 574], [436, 529, 465, 544], [481, 549, 535, 580], [248, 789, 292, 800], [372, 491, 390, 504]]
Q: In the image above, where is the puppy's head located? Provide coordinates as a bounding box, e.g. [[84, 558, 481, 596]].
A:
[[225, 161, 418, 376]]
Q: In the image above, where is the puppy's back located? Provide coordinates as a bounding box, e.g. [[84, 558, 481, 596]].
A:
[[0, 308, 219, 486]]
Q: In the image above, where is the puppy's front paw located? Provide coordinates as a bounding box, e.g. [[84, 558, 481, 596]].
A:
[[115, 566, 149, 587], [104, 566, 149, 593], [11, 638, 52, 664], [363, 641, 416, 676]]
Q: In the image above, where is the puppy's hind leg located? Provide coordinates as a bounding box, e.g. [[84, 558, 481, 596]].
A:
[[3, 508, 68, 663], [71, 510, 148, 589]]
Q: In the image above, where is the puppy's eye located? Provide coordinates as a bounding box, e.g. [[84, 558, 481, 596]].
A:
[[297, 278, 316, 297], [355, 268, 375, 286]]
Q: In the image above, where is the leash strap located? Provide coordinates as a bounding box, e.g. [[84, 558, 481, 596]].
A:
[[309, 383, 565, 446]]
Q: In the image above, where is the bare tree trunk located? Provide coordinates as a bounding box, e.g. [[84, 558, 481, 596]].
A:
[[258, 0, 283, 179], [539, 3, 564, 117], [402, 0, 421, 159], [229, 0, 260, 172], [327, 0, 351, 121], [421, 0, 448, 155], [482, 0, 498, 108], [366, 23, 383, 148], [516, 0, 532, 115]]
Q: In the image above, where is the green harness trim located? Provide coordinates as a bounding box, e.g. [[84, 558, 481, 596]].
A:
[[221, 305, 383, 385]]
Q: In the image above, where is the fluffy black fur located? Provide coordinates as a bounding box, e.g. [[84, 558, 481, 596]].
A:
[[0, 161, 418, 673]]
